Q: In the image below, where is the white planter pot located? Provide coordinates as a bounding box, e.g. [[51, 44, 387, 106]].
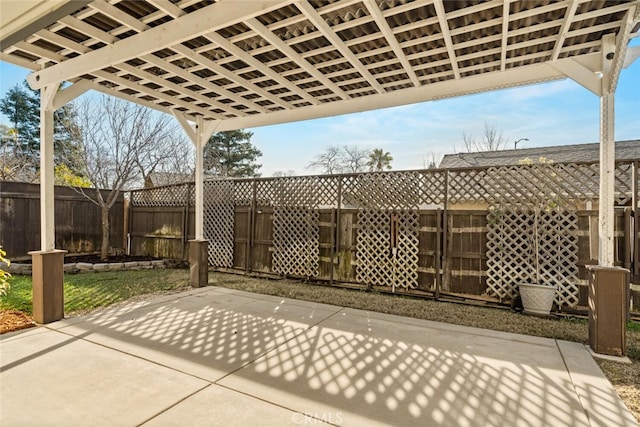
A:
[[518, 283, 557, 315]]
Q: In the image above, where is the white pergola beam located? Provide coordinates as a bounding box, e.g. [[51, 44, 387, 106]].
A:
[[245, 18, 349, 100], [169, 45, 291, 110], [87, 81, 174, 116], [147, 0, 184, 19], [92, 69, 222, 120], [609, 6, 638, 93], [364, 1, 420, 87], [551, 0, 579, 61], [52, 79, 92, 110], [500, 1, 510, 72], [115, 62, 238, 117], [201, 31, 318, 105], [297, 0, 385, 94], [433, 0, 461, 79], [549, 58, 601, 95], [215, 59, 570, 131], [89, 0, 147, 33], [141, 53, 271, 114], [58, 15, 117, 44], [27, 0, 288, 89]]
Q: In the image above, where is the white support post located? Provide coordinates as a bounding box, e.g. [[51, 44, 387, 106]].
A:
[[40, 84, 57, 251], [30, 83, 69, 323], [587, 33, 631, 358], [173, 112, 218, 239], [173, 112, 218, 287], [598, 92, 615, 267], [598, 34, 616, 268], [194, 115, 205, 240]]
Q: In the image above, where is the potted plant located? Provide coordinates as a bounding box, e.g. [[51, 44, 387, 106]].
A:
[[517, 158, 558, 315]]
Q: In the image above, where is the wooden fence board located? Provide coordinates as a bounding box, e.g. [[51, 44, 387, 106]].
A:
[[1, 181, 124, 259], [127, 159, 638, 311]]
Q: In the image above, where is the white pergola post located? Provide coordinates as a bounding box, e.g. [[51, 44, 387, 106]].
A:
[[598, 33, 616, 268], [29, 83, 65, 324], [587, 33, 631, 357], [174, 112, 218, 286], [194, 116, 206, 240], [28, 81, 91, 324], [40, 85, 57, 251]]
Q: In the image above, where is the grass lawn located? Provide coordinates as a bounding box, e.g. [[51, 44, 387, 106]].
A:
[[1, 269, 638, 420], [1, 269, 190, 316]]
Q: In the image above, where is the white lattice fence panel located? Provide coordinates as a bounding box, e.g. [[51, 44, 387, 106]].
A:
[[272, 206, 319, 277], [449, 169, 487, 204], [484, 164, 579, 211], [486, 210, 534, 299], [203, 181, 234, 267], [486, 209, 579, 307], [615, 162, 633, 205], [536, 211, 579, 307], [272, 176, 338, 207], [255, 180, 276, 206], [356, 210, 419, 289], [342, 172, 420, 209], [419, 170, 446, 206], [131, 183, 190, 207], [395, 212, 420, 289], [233, 180, 253, 206]]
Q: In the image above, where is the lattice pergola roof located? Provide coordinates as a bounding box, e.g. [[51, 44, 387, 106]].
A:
[[1, 0, 639, 131]]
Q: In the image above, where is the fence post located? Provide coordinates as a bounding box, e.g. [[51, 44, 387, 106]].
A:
[[624, 207, 632, 271], [634, 160, 639, 281], [183, 183, 191, 260], [442, 170, 450, 292], [333, 178, 343, 285], [435, 208, 441, 299], [246, 180, 256, 273], [124, 195, 130, 255]]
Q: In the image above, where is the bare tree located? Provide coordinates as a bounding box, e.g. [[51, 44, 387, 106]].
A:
[[307, 145, 373, 174], [137, 132, 193, 187], [463, 123, 507, 152], [341, 145, 371, 173], [423, 152, 440, 169], [307, 146, 343, 174], [0, 125, 37, 182], [72, 96, 178, 260]]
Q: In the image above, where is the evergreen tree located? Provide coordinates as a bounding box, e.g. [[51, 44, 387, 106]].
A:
[[0, 82, 39, 155], [0, 82, 84, 178], [204, 130, 262, 177]]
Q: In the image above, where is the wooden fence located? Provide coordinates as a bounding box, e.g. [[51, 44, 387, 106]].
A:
[[0, 181, 125, 259], [128, 159, 639, 311]]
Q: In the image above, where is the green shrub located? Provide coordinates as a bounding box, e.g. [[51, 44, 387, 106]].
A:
[[0, 246, 10, 297]]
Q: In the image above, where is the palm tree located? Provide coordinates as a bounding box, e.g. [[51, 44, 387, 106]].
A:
[[367, 148, 393, 171]]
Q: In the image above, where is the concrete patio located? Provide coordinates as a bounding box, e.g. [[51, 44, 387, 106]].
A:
[[0, 286, 636, 426]]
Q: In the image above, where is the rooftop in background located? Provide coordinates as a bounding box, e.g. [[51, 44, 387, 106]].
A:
[[439, 139, 640, 168]]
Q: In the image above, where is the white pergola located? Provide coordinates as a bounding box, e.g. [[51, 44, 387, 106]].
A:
[[1, 0, 638, 320]]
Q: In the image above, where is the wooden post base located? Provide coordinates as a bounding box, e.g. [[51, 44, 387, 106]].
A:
[[588, 266, 630, 356], [29, 249, 66, 324], [189, 240, 208, 287]]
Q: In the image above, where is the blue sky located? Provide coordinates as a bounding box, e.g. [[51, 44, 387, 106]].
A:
[[1, 40, 638, 177]]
